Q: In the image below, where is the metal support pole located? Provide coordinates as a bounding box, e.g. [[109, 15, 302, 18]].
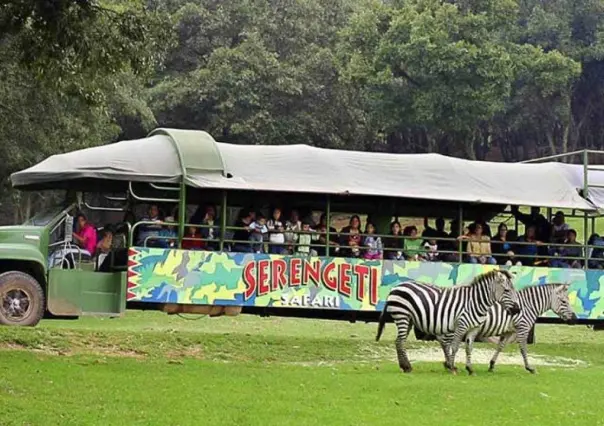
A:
[[220, 190, 227, 252], [583, 150, 589, 269], [178, 180, 186, 248], [458, 204, 464, 263], [326, 195, 331, 257]]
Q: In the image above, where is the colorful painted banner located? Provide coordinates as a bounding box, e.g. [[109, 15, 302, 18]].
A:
[[127, 248, 604, 320]]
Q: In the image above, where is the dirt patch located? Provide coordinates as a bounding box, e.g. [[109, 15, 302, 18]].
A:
[[406, 346, 587, 368]]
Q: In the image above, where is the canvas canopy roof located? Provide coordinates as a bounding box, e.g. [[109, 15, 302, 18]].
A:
[[10, 128, 597, 211]]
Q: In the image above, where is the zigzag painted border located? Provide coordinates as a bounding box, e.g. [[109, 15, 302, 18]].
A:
[[126, 247, 141, 301]]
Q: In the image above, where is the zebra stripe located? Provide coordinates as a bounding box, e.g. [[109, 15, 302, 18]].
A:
[[461, 283, 576, 374], [376, 270, 520, 374]]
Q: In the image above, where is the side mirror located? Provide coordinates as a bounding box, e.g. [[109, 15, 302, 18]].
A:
[[64, 215, 74, 243]]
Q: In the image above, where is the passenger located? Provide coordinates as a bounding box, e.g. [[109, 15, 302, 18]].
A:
[[422, 216, 448, 241], [296, 220, 317, 257], [471, 215, 492, 238], [403, 225, 424, 261], [96, 225, 113, 267], [550, 211, 569, 244], [232, 210, 254, 252], [363, 222, 383, 260], [199, 205, 219, 250], [157, 216, 178, 248], [511, 206, 551, 243], [73, 213, 97, 256], [491, 223, 518, 265], [315, 213, 339, 256], [423, 238, 439, 261], [285, 209, 302, 254], [588, 234, 604, 269], [339, 215, 362, 258], [267, 207, 286, 255], [182, 226, 205, 250], [248, 214, 268, 253], [466, 223, 496, 265], [516, 225, 542, 266], [551, 229, 582, 268], [383, 221, 404, 260], [137, 204, 163, 246]]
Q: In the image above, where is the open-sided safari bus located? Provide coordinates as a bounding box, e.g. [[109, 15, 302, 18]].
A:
[[2, 128, 604, 331]]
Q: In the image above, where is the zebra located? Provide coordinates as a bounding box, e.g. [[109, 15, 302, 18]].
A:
[[375, 269, 520, 374], [451, 283, 577, 375]]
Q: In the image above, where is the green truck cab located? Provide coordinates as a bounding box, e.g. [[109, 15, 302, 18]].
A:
[[0, 201, 126, 326]]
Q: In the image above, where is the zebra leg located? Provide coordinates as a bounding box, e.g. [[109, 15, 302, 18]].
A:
[[465, 331, 479, 376], [447, 331, 466, 375], [488, 332, 515, 372], [394, 318, 413, 373], [517, 331, 536, 374], [436, 335, 453, 371]]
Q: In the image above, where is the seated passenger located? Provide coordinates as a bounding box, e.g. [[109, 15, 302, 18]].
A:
[[73, 213, 97, 256], [551, 229, 582, 268], [516, 225, 542, 266], [182, 226, 205, 250], [466, 223, 496, 265], [383, 221, 403, 260], [588, 234, 604, 269], [285, 209, 302, 254], [315, 213, 339, 256], [248, 214, 268, 253], [363, 222, 383, 260], [155, 216, 178, 248], [423, 238, 439, 261], [96, 225, 113, 267], [339, 215, 362, 258], [137, 204, 163, 246], [470, 215, 492, 238], [296, 221, 317, 257], [232, 210, 254, 252], [403, 225, 424, 261], [550, 211, 569, 244], [491, 223, 519, 265], [267, 207, 286, 255]]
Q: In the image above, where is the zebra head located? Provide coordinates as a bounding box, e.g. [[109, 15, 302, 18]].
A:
[[491, 270, 521, 315], [550, 284, 577, 325]]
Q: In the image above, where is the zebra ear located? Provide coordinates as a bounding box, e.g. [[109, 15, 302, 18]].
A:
[[557, 283, 570, 293]]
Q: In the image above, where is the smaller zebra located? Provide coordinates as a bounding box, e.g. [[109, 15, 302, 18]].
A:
[[438, 283, 577, 375], [376, 270, 520, 374]]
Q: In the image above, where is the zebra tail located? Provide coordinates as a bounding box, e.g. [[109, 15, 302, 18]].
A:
[[376, 300, 390, 342]]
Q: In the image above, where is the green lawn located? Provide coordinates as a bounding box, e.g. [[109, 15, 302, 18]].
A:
[[0, 312, 602, 426]]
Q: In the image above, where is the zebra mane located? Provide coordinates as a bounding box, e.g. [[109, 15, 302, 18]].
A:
[[464, 269, 507, 287], [519, 283, 569, 293]]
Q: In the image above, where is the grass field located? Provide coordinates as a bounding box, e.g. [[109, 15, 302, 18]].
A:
[[0, 312, 602, 426]]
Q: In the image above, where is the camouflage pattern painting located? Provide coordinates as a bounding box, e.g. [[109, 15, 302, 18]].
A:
[[127, 248, 604, 320]]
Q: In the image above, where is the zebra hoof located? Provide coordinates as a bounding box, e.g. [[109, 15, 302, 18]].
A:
[[401, 367, 413, 374], [449, 367, 458, 375], [465, 366, 475, 376], [526, 367, 536, 374], [488, 361, 496, 372], [442, 362, 449, 371], [488, 367, 495, 373]]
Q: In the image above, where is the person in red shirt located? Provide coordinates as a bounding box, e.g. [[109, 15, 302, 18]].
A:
[[182, 226, 205, 250]]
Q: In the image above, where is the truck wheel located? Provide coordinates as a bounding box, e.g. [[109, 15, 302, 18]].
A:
[[0, 271, 45, 327]]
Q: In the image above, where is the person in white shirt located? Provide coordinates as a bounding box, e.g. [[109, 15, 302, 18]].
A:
[[285, 209, 302, 254], [267, 207, 286, 255], [296, 221, 318, 257]]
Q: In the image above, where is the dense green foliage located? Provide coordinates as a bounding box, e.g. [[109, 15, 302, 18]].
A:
[[2, 0, 604, 219]]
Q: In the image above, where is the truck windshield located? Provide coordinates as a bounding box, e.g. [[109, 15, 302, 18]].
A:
[[24, 202, 72, 227]]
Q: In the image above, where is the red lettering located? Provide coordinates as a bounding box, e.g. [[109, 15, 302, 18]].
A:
[[322, 262, 337, 291], [271, 259, 288, 291], [257, 260, 270, 296], [303, 259, 321, 286], [353, 264, 370, 302], [370, 267, 379, 306], [243, 262, 256, 299], [338, 263, 352, 297], [291, 258, 302, 286]]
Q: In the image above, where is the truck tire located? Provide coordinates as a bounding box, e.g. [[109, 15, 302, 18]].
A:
[[0, 271, 45, 327]]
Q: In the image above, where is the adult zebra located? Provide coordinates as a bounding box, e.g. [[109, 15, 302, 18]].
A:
[[451, 283, 577, 375], [376, 270, 520, 374]]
